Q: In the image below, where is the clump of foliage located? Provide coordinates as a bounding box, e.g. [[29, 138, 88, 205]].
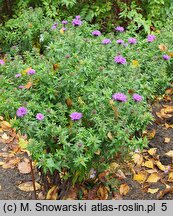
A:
[[0, 11, 173, 198], [1, 0, 173, 32]]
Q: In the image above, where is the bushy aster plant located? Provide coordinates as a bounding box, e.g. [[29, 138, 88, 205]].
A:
[[0, 11, 172, 197]]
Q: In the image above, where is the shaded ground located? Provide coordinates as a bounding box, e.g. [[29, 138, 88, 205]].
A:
[[0, 88, 173, 200], [0, 143, 35, 199], [123, 90, 173, 200]]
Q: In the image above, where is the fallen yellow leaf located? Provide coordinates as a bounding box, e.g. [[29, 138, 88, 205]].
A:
[[164, 137, 171, 143], [146, 129, 156, 140], [148, 148, 157, 156], [133, 171, 148, 184], [164, 123, 173, 129], [165, 151, 173, 158], [156, 161, 168, 171], [109, 162, 119, 172], [46, 186, 58, 200], [147, 173, 161, 183], [107, 132, 114, 141], [148, 188, 159, 194], [168, 172, 173, 182], [0, 161, 4, 166], [131, 60, 140, 68], [132, 153, 143, 166], [168, 52, 173, 57], [18, 182, 41, 192], [60, 28, 65, 34], [144, 160, 154, 169], [119, 183, 130, 196]]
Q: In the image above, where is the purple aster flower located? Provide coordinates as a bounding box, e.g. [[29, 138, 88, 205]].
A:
[[75, 15, 81, 20], [162, 54, 171, 60], [112, 93, 127, 102], [15, 73, 21, 78], [18, 85, 24, 89], [16, 107, 28, 117], [133, 93, 143, 102], [114, 55, 126, 64], [102, 39, 111, 44], [70, 112, 82, 121], [27, 68, 35, 75], [92, 30, 101, 36], [147, 34, 156, 42], [115, 26, 124, 32], [128, 38, 137, 44], [51, 23, 58, 30], [0, 59, 5, 65], [62, 20, 68, 25], [36, 113, 44, 121], [116, 39, 124, 44], [72, 19, 82, 26], [123, 43, 128, 47]]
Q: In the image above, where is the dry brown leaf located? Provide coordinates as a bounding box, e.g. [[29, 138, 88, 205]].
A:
[[97, 185, 109, 200], [53, 63, 60, 71], [133, 171, 148, 184], [148, 148, 157, 156], [65, 187, 78, 200], [1, 133, 10, 140], [18, 182, 41, 192], [107, 132, 114, 141], [157, 106, 173, 119], [158, 43, 168, 51], [165, 87, 173, 94], [18, 161, 31, 174], [165, 151, 173, 158], [0, 121, 11, 130], [46, 186, 58, 200], [132, 153, 143, 166], [24, 81, 33, 89], [65, 98, 73, 107], [112, 192, 123, 200], [119, 183, 130, 196], [115, 169, 126, 180], [147, 173, 161, 183], [109, 101, 119, 119], [37, 191, 45, 200], [157, 187, 173, 199], [164, 137, 171, 143], [0, 116, 4, 121], [144, 160, 154, 169], [168, 172, 173, 182], [148, 188, 159, 194], [2, 158, 20, 169], [146, 168, 158, 174]]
